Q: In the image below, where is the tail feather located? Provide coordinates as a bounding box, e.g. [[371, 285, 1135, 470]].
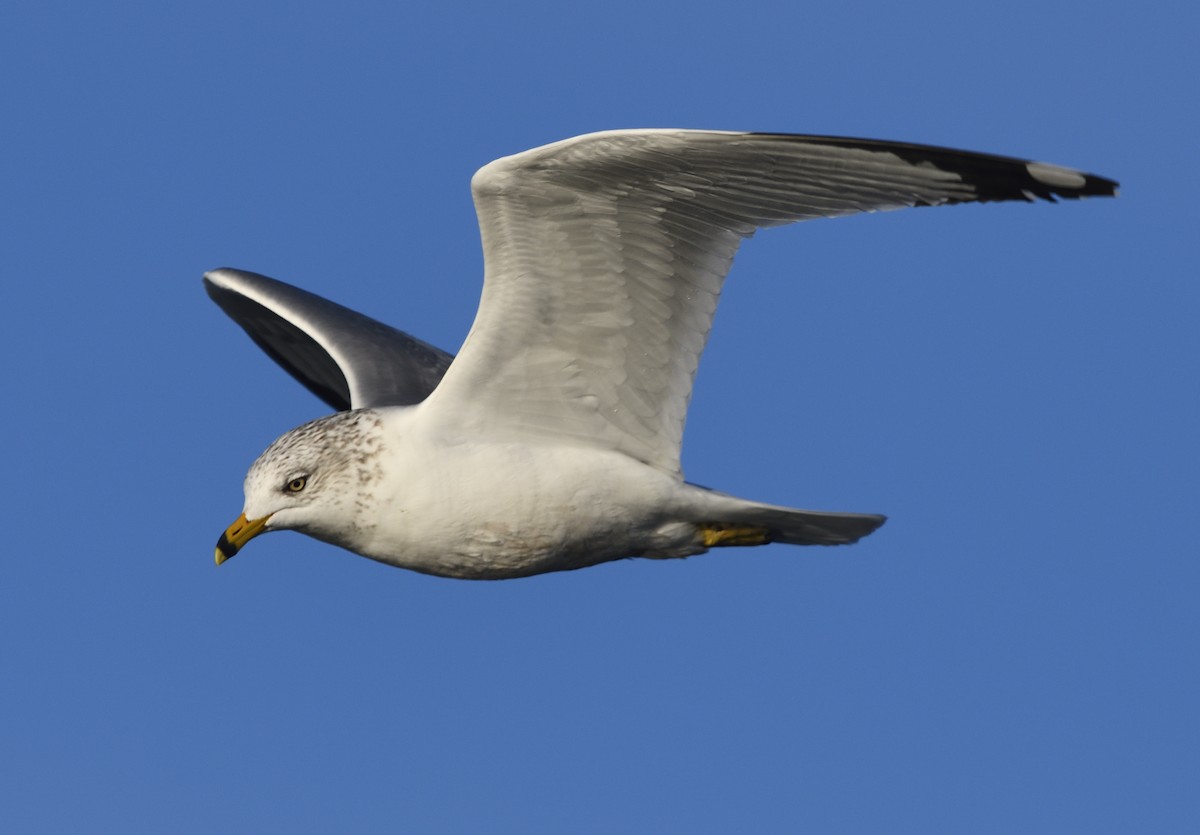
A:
[[692, 486, 886, 547], [732, 504, 886, 546]]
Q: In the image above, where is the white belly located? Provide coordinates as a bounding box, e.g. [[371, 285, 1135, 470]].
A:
[[354, 439, 700, 579]]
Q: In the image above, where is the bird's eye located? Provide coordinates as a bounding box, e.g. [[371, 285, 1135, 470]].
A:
[[285, 476, 308, 493]]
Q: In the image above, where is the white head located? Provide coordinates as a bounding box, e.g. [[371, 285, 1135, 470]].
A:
[[215, 409, 387, 564]]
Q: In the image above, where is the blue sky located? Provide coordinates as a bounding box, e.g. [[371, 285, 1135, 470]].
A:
[[2, 1, 1195, 831]]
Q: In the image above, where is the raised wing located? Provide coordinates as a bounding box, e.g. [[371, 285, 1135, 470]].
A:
[[419, 130, 1116, 476], [204, 268, 454, 411]]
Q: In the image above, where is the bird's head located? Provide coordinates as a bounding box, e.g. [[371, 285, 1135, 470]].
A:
[[215, 409, 387, 564]]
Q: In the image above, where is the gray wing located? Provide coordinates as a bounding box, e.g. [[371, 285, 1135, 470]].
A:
[[203, 268, 454, 411], [419, 129, 1117, 476]]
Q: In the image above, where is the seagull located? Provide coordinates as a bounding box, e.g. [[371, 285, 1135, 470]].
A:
[[206, 129, 1116, 579]]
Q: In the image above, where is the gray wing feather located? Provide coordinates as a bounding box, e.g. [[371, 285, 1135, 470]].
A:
[[420, 130, 1116, 476], [203, 268, 454, 411]]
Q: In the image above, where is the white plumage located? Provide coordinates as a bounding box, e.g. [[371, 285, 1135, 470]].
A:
[[207, 129, 1116, 578]]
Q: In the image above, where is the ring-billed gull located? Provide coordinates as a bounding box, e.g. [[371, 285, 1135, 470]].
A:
[[206, 129, 1116, 579]]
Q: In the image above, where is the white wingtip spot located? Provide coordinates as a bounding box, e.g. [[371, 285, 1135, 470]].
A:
[[1026, 161, 1087, 189]]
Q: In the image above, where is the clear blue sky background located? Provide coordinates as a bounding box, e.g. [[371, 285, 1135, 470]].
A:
[[2, 2, 1194, 832]]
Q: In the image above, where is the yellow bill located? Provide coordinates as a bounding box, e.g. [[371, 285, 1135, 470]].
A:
[[215, 513, 270, 565]]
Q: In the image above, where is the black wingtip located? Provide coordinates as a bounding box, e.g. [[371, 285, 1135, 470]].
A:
[[747, 132, 1117, 204], [1021, 160, 1118, 201]]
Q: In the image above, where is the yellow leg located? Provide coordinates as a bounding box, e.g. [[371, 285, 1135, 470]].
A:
[[700, 523, 772, 548]]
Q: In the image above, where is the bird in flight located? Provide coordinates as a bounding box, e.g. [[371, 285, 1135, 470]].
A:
[[206, 129, 1116, 579]]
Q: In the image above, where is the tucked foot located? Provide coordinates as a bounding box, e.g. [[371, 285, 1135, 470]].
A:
[[700, 523, 773, 548]]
